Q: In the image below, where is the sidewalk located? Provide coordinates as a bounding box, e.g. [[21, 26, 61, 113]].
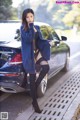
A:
[[16, 65, 80, 120]]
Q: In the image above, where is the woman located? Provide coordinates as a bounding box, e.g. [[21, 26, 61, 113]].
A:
[[20, 8, 50, 113]]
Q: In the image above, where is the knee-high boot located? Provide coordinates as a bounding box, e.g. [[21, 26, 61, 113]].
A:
[[21, 73, 27, 88], [36, 64, 49, 89], [29, 73, 42, 113]]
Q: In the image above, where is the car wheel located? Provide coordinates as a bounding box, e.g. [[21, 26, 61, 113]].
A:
[[62, 53, 70, 72], [37, 74, 48, 97]]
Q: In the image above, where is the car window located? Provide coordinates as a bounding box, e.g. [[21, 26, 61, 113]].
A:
[[47, 26, 60, 41], [40, 25, 53, 40]]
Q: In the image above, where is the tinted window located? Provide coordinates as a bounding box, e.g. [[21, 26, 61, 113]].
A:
[[47, 26, 60, 41], [40, 25, 53, 40]]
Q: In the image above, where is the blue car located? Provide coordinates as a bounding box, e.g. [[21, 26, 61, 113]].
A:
[[0, 21, 70, 97]]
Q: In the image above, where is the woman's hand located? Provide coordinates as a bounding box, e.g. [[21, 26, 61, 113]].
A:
[[29, 23, 34, 28], [34, 27, 37, 32], [29, 23, 37, 32]]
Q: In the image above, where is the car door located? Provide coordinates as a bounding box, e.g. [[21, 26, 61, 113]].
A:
[[40, 25, 59, 74], [47, 26, 67, 70]]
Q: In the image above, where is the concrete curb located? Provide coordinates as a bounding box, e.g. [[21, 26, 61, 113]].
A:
[[62, 92, 80, 120]]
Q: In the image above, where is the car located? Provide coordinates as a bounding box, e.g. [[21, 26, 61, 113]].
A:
[[0, 21, 70, 97]]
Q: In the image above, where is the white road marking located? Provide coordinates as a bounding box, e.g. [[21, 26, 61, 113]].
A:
[[70, 52, 80, 60]]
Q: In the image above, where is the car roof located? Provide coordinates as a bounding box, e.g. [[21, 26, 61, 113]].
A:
[[0, 21, 50, 41], [34, 22, 50, 26], [0, 20, 50, 26], [0, 21, 50, 48]]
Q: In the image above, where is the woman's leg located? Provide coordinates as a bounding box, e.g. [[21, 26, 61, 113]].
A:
[[21, 72, 27, 88], [29, 73, 36, 101], [29, 73, 42, 113], [36, 58, 50, 89]]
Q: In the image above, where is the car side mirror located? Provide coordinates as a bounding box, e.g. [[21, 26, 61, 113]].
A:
[[61, 36, 67, 41]]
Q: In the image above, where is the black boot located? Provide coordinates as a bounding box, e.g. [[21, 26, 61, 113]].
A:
[[29, 74, 42, 113], [32, 101, 42, 113], [21, 73, 27, 88], [36, 64, 49, 89]]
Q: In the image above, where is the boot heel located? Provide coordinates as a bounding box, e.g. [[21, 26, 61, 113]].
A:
[[32, 102, 42, 113]]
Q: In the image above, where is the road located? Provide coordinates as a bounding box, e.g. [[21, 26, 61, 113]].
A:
[[0, 41, 80, 120]]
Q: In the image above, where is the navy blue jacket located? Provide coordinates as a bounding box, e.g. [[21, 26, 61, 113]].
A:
[[20, 24, 50, 73]]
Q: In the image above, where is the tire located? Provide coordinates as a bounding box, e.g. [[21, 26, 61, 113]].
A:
[[62, 53, 70, 72], [37, 74, 48, 97]]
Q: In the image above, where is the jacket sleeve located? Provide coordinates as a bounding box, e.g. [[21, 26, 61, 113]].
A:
[[20, 24, 35, 43], [36, 26, 43, 40], [35, 26, 50, 60]]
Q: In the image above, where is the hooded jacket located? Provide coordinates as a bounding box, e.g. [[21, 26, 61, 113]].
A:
[[20, 23, 50, 73]]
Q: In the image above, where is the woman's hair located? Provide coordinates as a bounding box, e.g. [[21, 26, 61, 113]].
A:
[[22, 8, 34, 30]]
